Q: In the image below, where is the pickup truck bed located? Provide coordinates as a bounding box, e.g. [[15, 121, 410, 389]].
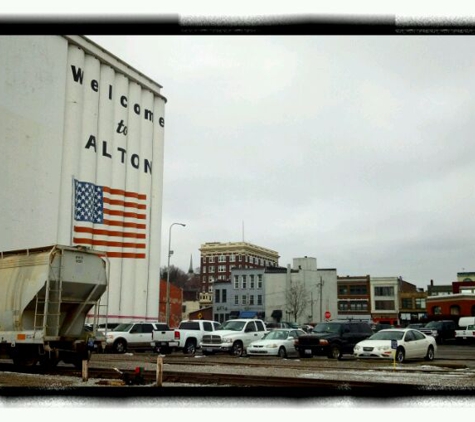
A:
[[151, 320, 221, 355]]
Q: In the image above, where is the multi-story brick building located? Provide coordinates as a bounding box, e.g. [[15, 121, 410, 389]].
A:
[[337, 275, 371, 321], [398, 279, 427, 325], [426, 277, 475, 320], [199, 241, 279, 305]]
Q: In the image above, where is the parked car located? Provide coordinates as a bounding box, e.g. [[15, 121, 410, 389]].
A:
[[247, 328, 307, 358], [105, 322, 169, 353], [419, 320, 457, 344], [295, 320, 374, 360], [406, 323, 426, 330], [97, 322, 121, 334], [354, 328, 437, 363], [265, 322, 293, 330], [371, 323, 393, 332]]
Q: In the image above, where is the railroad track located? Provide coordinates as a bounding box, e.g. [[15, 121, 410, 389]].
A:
[[2, 355, 474, 393]]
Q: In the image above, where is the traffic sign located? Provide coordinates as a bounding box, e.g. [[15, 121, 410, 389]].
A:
[[324, 311, 331, 319]]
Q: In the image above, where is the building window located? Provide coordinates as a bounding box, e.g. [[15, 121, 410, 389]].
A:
[[374, 300, 395, 311], [250, 275, 255, 289], [215, 290, 220, 303], [415, 298, 425, 309], [208, 276, 214, 283], [208, 256, 214, 263], [234, 295, 239, 305], [209, 266, 215, 273], [450, 305, 461, 315], [238, 255, 242, 262], [222, 290, 227, 303], [219, 255, 226, 262], [338, 301, 349, 311], [202, 266, 207, 274], [234, 276, 239, 289], [374, 286, 394, 297], [230, 254, 235, 262], [433, 306, 442, 315], [242, 275, 247, 289], [401, 298, 412, 309], [208, 285, 213, 293], [218, 265, 226, 273], [257, 275, 263, 288], [257, 295, 263, 305], [249, 295, 254, 305], [242, 295, 247, 305], [349, 285, 367, 295], [338, 286, 348, 295]]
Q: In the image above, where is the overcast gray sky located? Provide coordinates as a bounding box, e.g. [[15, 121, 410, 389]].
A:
[[88, 35, 475, 289]]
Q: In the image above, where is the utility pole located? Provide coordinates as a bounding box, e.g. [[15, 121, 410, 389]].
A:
[[318, 276, 324, 322]]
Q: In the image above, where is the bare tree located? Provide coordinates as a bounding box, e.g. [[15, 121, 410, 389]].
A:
[[160, 265, 189, 288], [285, 281, 308, 322]]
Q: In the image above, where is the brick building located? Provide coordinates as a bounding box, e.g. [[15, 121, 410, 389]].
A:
[[199, 241, 279, 305]]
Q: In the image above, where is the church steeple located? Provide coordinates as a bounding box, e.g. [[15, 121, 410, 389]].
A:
[[188, 254, 194, 274]]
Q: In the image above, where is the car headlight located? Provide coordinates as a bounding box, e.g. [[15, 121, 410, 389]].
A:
[[354, 345, 361, 351], [222, 338, 233, 345], [265, 343, 278, 349], [377, 345, 391, 351], [320, 339, 329, 346], [432, 330, 438, 336]]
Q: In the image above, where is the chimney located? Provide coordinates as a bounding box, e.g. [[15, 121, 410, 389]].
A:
[[430, 279, 434, 286]]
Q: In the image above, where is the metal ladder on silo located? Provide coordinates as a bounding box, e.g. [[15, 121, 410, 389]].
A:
[[33, 268, 63, 339]]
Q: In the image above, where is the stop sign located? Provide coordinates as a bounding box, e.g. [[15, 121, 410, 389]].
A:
[[324, 311, 331, 319]]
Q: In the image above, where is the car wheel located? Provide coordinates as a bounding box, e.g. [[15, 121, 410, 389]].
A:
[[183, 340, 196, 355], [328, 345, 342, 360], [278, 347, 287, 358], [231, 341, 244, 357], [114, 339, 127, 354], [425, 345, 435, 361], [396, 347, 405, 363]]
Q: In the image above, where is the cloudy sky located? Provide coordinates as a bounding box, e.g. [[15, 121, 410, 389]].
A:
[[87, 34, 475, 289]]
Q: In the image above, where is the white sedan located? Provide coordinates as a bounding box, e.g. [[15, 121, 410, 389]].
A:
[[247, 328, 306, 358], [353, 328, 437, 363]]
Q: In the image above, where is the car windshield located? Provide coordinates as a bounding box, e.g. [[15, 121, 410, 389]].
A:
[[369, 330, 404, 341], [264, 330, 289, 340], [312, 323, 342, 334], [113, 323, 133, 332], [219, 321, 245, 331]]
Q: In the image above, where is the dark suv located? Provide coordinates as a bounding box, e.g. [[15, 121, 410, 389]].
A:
[[295, 320, 373, 360], [419, 320, 456, 344]]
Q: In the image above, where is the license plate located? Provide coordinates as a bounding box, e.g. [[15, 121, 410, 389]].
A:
[[205, 348, 213, 352], [305, 349, 312, 354], [160, 342, 168, 346]]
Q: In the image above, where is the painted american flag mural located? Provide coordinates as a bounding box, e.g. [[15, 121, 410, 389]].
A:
[[73, 179, 147, 259]]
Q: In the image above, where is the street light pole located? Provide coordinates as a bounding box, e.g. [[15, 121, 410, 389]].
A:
[[165, 222, 186, 326]]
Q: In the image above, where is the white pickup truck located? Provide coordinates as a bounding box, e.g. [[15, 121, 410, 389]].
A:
[[151, 319, 221, 355], [200, 319, 268, 357], [455, 324, 475, 343]]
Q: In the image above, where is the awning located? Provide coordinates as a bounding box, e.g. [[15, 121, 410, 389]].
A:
[[239, 311, 257, 318]]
